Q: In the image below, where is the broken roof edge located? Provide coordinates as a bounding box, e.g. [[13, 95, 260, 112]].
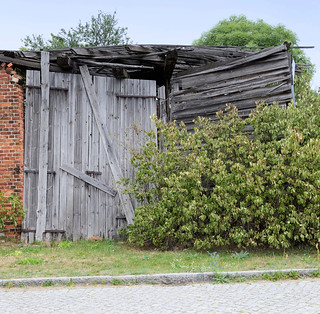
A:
[[0, 43, 294, 85], [173, 43, 291, 80]]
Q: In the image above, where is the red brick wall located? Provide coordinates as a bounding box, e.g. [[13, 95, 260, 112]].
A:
[[0, 62, 24, 237]]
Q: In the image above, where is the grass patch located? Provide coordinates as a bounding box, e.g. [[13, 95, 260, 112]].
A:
[[0, 237, 319, 280], [16, 257, 43, 265], [261, 270, 302, 281], [41, 280, 53, 287]]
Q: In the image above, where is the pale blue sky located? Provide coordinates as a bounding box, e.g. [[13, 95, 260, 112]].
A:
[[1, 0, 319, 89]]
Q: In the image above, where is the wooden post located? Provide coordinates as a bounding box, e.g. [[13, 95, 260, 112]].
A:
[[79, 65, 135, 225], [35, 51, 50, 241]]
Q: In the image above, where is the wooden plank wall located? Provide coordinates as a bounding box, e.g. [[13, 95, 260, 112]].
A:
[[22, 70, 157, 242], [170, 47, 294, 128]]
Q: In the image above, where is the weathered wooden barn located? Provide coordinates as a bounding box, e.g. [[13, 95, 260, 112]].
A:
[[0, 43, 295, 242]]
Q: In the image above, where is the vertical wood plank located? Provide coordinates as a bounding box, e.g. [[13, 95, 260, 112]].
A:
[[35, 52, 50, 241], [72, 74, 82, 241], [80, 75, 90, 239], [22, 70, 33, 242], [129, 79, 140, 210], [118, 78, 129, 223], [105, 76, 117, 238], [59, 76, 70, 239], [44, 72, 55, 242], [67, 74, 77, 240], [158, 86, 167, 123], [50, 74, 59, 240], [119, 78, 126, 179], [86, 76, 94, 238], [150, 80, 157, 135], [29, 71, 41, 243], [110, 77, 122, 238], [94, 76, 106, 237]]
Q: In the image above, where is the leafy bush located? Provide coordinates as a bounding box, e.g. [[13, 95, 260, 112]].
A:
[[123, 84, 320, 250], [0, 192, 25, 232]]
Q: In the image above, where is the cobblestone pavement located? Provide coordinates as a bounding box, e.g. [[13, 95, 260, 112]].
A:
[[1, 278, 320, 313]]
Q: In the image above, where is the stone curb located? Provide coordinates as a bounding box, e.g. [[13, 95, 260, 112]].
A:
[[0, 268, 319, 287]]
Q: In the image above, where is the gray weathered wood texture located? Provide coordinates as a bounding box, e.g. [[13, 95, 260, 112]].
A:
[[0, 45, 258, 85], [170, 44, 294, 128], [2, 43, 295, 130], [79, 65, 135, 225], [10, 44, 296, 242], [22, 70, 157, 242], [35, 52, 50, 241]]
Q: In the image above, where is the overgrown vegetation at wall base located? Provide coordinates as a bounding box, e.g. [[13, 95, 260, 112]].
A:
[[0, 193, 25, 232], [123, 84, 320, 250]]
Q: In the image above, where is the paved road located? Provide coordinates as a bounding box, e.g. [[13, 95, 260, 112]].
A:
[[1, 279, 320, 313]]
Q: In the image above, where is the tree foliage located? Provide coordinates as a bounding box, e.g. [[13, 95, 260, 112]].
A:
[[21, 11, 130, 50], [123, 77, 320, 250], [193, 15, 310, 68], [194, 15, 298, 47]]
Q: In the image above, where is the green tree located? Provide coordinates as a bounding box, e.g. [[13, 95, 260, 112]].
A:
[[193, 15, 311, 69], [21, 11, 130, 50]]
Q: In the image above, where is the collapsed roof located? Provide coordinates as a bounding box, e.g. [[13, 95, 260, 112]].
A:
[[170, 43, 295, 126], [0, 43, 278, 85], [0, 43, 295, 127]]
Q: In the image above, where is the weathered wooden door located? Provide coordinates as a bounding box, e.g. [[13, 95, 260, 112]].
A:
[[22, 66, 157, 242]]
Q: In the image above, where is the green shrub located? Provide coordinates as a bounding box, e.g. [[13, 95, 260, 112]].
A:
[[123, 85, 320, 250], [0, 192, 25, 232]]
